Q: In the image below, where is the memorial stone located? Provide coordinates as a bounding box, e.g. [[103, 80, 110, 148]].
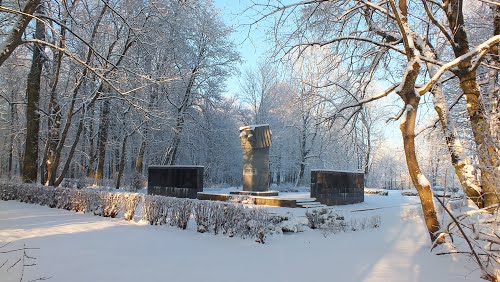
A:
[[147, 165, 203, 199], [239, 124, 272, 192], [310, 170, 364, 205]]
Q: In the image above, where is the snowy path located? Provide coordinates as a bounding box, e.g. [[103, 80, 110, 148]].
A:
[[0, 193, 482, 282]]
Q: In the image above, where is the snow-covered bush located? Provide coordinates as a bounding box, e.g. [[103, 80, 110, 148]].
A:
[[348, 215, 382, 232], [172, 199, 193, 230], [401, 190, 419, 196], [54, 187, 76, 210], [364, 189, 389, 196], [193, 200, 274, 243], [193, 201, 212, 233], [269, 213, 306, 233], [319, 212, 347, 237], [72, 189, 99, 213], [0, 181, 18, 200], [221, 203, 244, 237], [369, 215, 382, 228], [228, 195, 255, 204], [305, 208, 344, 229], [38, 186, 56, 207], [141, 195, 169, 225], [400, 206, 422, 220], [243, 208, 270, 243], [305, 208, 382, 237], [98, 192, 122, 218], [17, 184, 39, 204], [123, 193, 141, 221], [210, 202, 226, 235]]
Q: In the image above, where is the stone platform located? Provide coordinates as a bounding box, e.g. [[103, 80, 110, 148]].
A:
[[197, 192, 326, 208], [229, 190, 279, 196]]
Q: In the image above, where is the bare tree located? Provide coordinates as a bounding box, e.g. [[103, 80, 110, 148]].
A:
[[161, 1, 239, 165]]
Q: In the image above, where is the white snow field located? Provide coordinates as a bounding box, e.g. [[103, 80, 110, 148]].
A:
[[0, 191, 483, 282]]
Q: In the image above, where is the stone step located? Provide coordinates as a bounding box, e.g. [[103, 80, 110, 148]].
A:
[[294, 198, 317, 203], [229, 191, 279, 197], [297, 202, 327, 208], [296, 202, 324, 206], [300, 204, 327, 209]]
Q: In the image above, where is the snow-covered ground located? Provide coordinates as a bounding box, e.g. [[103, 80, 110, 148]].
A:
[[0, 191, 483, 282]]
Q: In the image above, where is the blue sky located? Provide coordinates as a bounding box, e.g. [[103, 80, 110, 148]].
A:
[[213, 0, 273, 97]]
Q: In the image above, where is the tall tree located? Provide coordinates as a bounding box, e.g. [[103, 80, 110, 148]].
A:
[[22, 3, 45, 183], [441, 0, 500, 208], [162, 0, 239, 165]]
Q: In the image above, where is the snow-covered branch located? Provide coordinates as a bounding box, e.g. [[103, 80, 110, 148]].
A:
[[418, 35, 500, 95], [324, 84, 399, 123]]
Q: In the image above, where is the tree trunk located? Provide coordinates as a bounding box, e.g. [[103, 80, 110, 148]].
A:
[[135, 140, 146, 174], [443, 0, 500, 208], [433, 82, 484, 207], [359, 110, 372, 178], [54, 115, 84, 187], [44, 24, 65, 186], [163, 66, 197, 165], [95, 97, 110, 180], [53, 34, 135, 186], [134, 87, 157, 175], [400, 97, 442, 243], [276, 155, 281, 186], [22, 6, 45, 183], [415, 38, 484, 208], [163, 114, 184, 165], [115, 135, 128, 189], [87, 113, 96, 178], [487, 5, 500, 145], [8, 92, 15, 179], [296, 126, 307, 186], [387, 0, 443, 241], [457, 71, 499, 208]]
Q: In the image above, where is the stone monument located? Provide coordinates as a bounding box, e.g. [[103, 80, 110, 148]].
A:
[[231, 124, 277, 196], [310, 169, 364, 205], [147, 165, 203, 199]]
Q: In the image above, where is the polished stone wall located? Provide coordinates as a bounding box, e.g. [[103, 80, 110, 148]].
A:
[[147, 165, 203, 199], [311, 170, 364, 205]]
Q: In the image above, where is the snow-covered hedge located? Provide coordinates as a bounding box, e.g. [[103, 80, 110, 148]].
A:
[[0, 181, 279, 243], [140, 195, 274, 242], [0, 181, 141, 220], [401, 189, 464, 199]]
